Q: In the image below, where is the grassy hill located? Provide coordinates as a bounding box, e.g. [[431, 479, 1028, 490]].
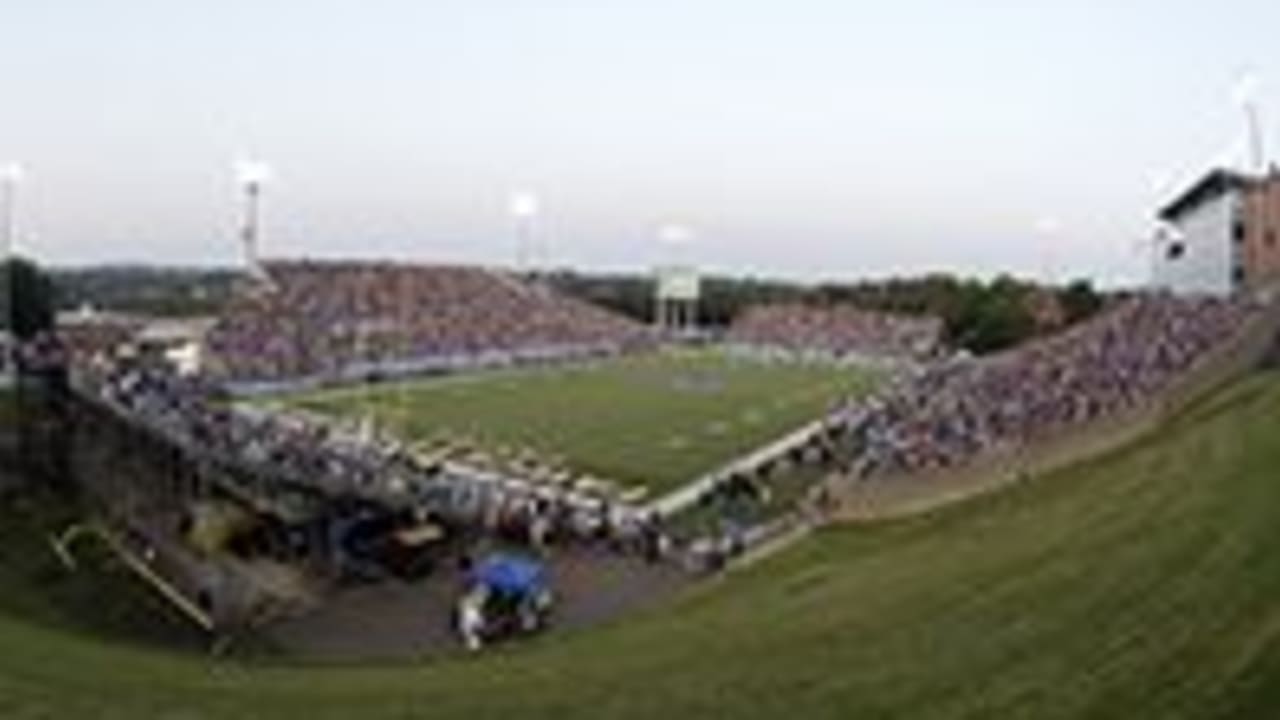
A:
[[2, 372, 1279, 719]]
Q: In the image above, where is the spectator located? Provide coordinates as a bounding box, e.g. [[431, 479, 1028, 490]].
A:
[[726, 303, 942, 361]]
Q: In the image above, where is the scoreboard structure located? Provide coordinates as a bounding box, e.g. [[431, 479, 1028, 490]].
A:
[[654, 265, 700, 333]]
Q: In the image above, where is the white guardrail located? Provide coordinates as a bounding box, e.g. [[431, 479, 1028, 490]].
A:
[[642, 417, 832, 518]]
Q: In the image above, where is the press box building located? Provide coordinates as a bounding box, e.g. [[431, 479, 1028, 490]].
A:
[[1155, 168, 1280, 296]]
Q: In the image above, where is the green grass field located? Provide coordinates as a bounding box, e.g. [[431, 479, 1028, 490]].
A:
[[275, 351, 879, 494], [2, 371, 1278, 718]]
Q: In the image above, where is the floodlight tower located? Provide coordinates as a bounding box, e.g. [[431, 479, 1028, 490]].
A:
[[510, 190, 539, 272], [235, 159, 272, 280], [1, 162, 23, 259]]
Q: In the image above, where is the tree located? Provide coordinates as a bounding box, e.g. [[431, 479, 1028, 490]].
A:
[[1058, 279, 1103, 326], [549, 266, 1092, 355], [1, 256, 56, 339], [943, 275, 1036, 354]]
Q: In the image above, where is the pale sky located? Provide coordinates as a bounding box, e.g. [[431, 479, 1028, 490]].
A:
[[4, 0, 1280, 285]]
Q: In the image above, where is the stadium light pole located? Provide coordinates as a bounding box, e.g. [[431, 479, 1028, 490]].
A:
[[234, 159, 272, 280], [1, 162, 23, 260], [510, 191, 539, 272]]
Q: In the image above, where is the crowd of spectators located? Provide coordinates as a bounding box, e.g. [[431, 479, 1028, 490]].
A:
[[205, 260, 655, 384], [10, 332, 68, 376], [12, 282, 1270, 576], [75, 352, 664, 561], [87, 356, 418, 498], [836, 293, 1260, 478], [726, 303, 943, 361], [71, 291, 1269, 527]]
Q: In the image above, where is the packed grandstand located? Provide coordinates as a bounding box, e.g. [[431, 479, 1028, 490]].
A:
[[725, 302, 944, 361], [835, 294, 1261, 478], [17, 261, 1267, 515], [204, 260, 656, 387], [22, 261, 1266, 527]]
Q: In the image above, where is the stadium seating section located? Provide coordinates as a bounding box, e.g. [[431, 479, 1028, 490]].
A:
[[838, 294, 1260, 478], [726, 303, 943, 360], [205, 260, 654, 383]]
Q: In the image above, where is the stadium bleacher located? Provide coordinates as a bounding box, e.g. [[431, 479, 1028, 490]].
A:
[[62, 280, 1268, 535], [836, 293, 1260, 479], [725, 303, 943, 361], [204, 260, 655, 386], [17, 269, 1268, 594]]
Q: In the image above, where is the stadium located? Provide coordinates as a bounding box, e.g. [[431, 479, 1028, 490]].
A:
[[6, 4, 1280, 719], [5, 237, 1280, 706]]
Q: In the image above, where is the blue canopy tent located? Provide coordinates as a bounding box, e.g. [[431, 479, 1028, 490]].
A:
[[473, 554, 547, 596]]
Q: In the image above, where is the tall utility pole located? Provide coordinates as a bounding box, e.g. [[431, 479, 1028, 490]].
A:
[[1245, 99, 1266, 173], [1235, 72, 1266, 172]]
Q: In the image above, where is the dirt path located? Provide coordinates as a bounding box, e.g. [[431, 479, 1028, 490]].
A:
[[263, 543, 689, 662]]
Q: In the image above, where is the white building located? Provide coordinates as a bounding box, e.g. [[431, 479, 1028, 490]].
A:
[[137, 317, 216, 375], [1155, 170, 1249, 296], [1155, 168, 1280, 297]]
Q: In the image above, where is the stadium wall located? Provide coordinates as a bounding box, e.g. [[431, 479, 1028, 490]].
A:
[[720, 343, 918, 372], [832, 297, 1280, 521], [62, 390, 274, 631], [11, 378, 367, 634], [1, 376, 75, 496], [0, 423, 17, 492], [0, 381, 17, 493]]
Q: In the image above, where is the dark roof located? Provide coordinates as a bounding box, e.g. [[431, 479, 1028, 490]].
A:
[[1158, 168, 1258, 221]]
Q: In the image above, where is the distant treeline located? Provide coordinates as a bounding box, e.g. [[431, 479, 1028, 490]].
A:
[[11, 261, 1105, 355], [50, 266, 240, 318], [543, 270, 1105, 354]]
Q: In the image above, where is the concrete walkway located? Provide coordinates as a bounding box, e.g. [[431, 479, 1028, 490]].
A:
[[263, 543, 688, 662]]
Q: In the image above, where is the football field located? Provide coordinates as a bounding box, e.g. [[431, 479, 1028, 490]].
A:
[[273, 350, 882, 494]]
